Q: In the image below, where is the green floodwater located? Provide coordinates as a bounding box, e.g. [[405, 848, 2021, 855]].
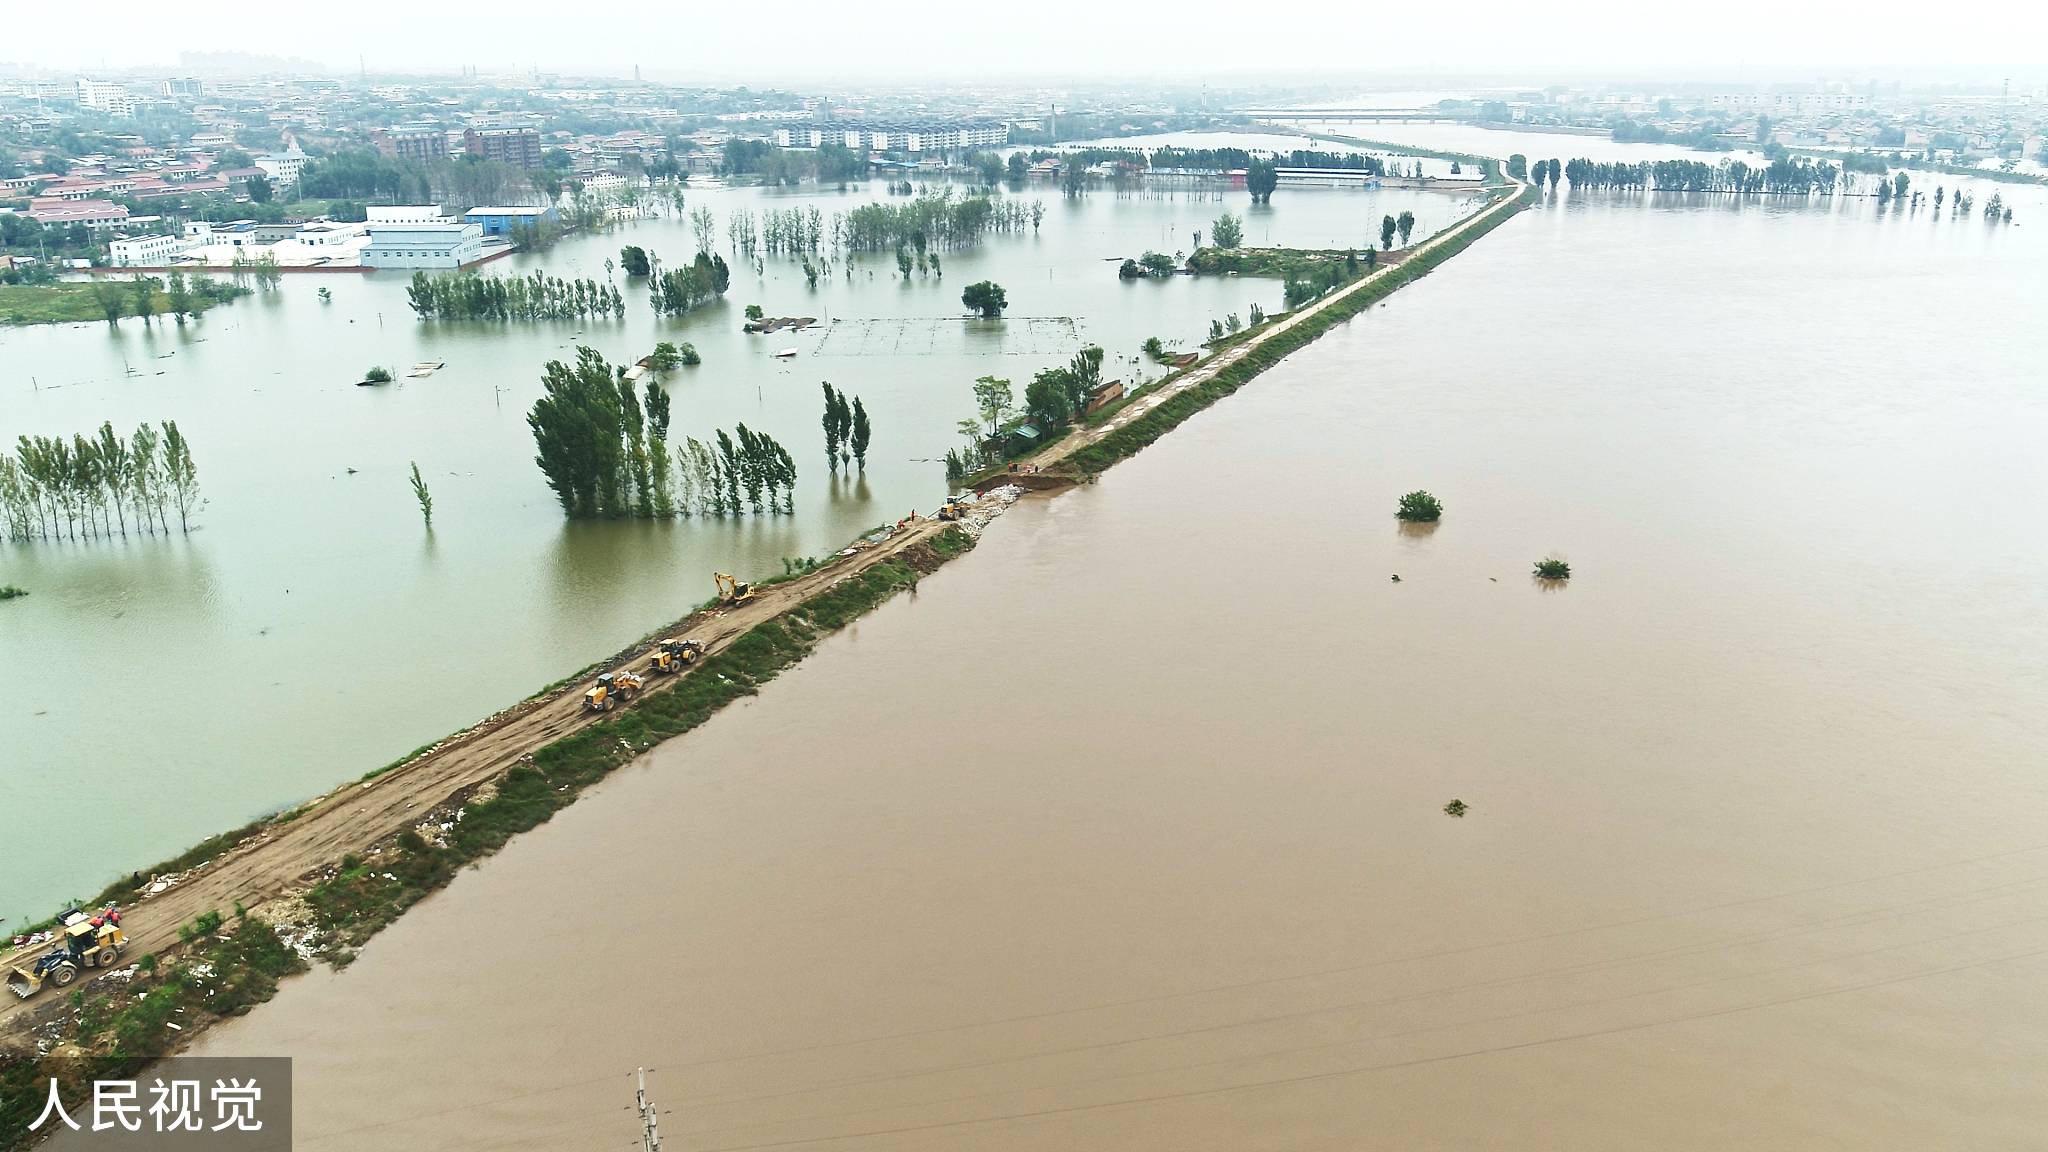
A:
[[0, 170, 1479, 924]]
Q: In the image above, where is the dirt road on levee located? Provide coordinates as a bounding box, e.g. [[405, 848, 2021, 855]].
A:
[[0, 518, 954, 1036]]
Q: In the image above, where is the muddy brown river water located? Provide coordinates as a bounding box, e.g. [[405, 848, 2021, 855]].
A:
[[179, 176, 2048, 1149]]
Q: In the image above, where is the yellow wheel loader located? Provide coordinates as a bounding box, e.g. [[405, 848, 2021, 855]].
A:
[[582, 670, 644, 714], [8, 907, 126, 1000], [648, 638, 705, 675]]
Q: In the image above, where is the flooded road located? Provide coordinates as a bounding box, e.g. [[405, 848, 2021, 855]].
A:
[[189, 179, 2048, 1149]]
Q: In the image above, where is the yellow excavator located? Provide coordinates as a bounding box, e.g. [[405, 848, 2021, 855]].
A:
[[714, 572, 758, 606], [582, 670, 644, 713], [648, 638, 705, 675], [7, 907, 126, 1000], [935, 496, 968, 522]]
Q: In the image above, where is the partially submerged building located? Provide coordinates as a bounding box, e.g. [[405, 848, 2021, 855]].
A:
[[463, 205, 558, 236], [362, 216, 485, 269]]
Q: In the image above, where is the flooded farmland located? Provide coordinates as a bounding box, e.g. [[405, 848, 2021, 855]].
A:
[[0, 174, 1479, 922], [183, 157, 2048, 1149]]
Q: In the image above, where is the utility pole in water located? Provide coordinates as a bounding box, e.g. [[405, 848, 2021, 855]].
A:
[[636, 1068, 663, 1152]]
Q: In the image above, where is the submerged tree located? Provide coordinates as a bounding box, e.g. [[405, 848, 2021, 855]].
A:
[[1246, 158, 1278, 204], [529, 347, 627, 519], [850, 397, 871, 469], [1396, 490, 1443, 522], [649, 252, 731, 317], [13, 421, 210, 540], [822, 382, 849, 468], [528, 345, 790, 521], [409, 462, 434, 528], [161, 420, 201, 533], [408, 269, 623, 321], [961, 280, 1007, 317], [645, 379, 675, 517], [1211, 212, 1244, 249], [94, 422, 131, 537]]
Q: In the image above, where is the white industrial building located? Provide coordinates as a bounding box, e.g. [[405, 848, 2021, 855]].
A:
[[774, 120, 1009, 153], [362, 220, 485, 269], [108, 233, 196, 267], [365, 205, 457, 225]]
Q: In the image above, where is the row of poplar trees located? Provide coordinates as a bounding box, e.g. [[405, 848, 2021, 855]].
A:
[[528, 346, 797, 520], [820, 383, 871, 471], [1, 422, 201, 543]]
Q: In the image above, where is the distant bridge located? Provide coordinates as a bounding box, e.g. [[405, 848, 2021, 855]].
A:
[[1240, 109, 1461, 123]]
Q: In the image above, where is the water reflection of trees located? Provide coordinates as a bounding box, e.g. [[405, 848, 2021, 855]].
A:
[[3, 530, 224, 620], [544, 515, 805, 621]]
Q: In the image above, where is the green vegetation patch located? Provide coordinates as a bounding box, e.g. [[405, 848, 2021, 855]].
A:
[[0, 912, 307, 1151], [1186, 246, 1353, 279], [0, 281, 245, 327]]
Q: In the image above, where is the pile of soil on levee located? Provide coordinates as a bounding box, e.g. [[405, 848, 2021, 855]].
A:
[[897, 537, 958, 574], [973, 471, 1072, 495]]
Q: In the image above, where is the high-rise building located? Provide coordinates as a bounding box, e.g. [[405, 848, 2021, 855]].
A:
[[463, 127, 543, 169], [376, 126, 451, 163], [75, 79, 137, 118]]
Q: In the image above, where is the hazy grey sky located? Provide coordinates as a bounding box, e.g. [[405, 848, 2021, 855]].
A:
[[12, 0, 2047, 82]]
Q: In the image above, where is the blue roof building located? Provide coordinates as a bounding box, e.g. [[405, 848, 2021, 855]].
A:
[[463, 205, 559, 237]]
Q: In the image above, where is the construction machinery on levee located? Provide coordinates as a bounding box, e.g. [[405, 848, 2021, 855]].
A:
[[648, 637, 704, 675], [579, 574, 742, 714], [713, 571, 758, 606], [8, 905, 127, 1000], [583, 671, 644, 713]]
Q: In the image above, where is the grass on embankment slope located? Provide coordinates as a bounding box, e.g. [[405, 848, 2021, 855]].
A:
[[0, 526, 977, 1150], [301, 528, 974, 962]]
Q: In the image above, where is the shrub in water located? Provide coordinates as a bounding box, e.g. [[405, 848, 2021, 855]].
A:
[[1396, 490, 1443, 523]]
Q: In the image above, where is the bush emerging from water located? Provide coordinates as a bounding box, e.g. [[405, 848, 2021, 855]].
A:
[[363, 366, 393, 384], [1533, 557, 1571, 580], [961, 280, 1007, 317], [0, 584, 25, 601], [1396, 490, 1443, 522]]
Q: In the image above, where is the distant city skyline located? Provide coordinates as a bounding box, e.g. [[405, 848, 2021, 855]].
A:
[[8, 0, 2047, 83]]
